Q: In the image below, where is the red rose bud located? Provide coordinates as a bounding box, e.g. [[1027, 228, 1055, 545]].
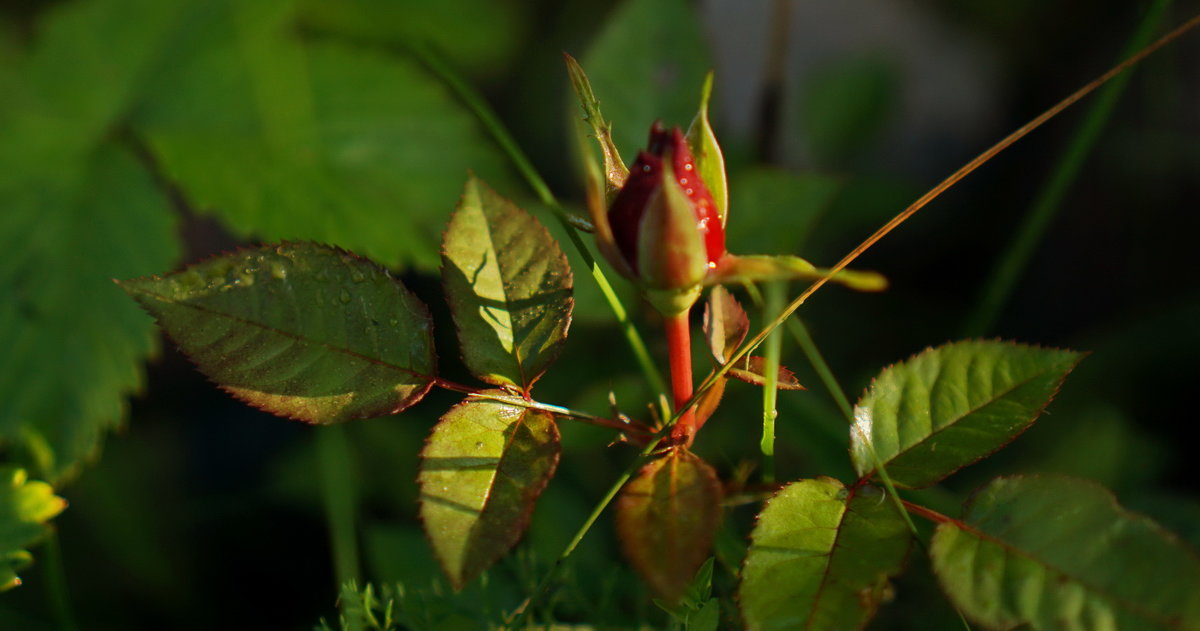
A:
[[607, 122, 726, 291]]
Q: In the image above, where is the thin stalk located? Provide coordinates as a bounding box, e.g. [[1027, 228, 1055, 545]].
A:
[[962, 0, 1174, 337], [410, 41, 669, 400], [316, 425, 360, 590], [759, 282, 786, 483], [786, 318, 854, 421], [429, 377, 653, 436], [665, 312, 697, 446], [41, 528, 79, 631]]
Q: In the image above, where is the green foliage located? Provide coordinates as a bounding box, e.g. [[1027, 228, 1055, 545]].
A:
[[120, 243, 435, 424], [930, 475, 1200, 630], [442, 177, 574, 391], [850, 341, 1082, 488], [739, 478, 910, 631], [0, 468, 66, 590], [418, 397, 560, 590]]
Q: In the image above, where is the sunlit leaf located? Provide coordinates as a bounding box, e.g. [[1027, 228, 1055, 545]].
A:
[[739, 478, 910, 630], [728, 357, 804, 391], [133, 2, 512, 270], [581, 0, 711, 159], [705, 254, 887, 292], [931, 475, 1200, 630], [119, 242, 435, 424], [616, 449, 723, 604], [441, 177, 573, 391], [565, 53, 628, 198], [419, 395, 560, 589], [686, 72, 727, 224], [703, 285, 748, 365], [0, 467, 67, 590], [0, 147, 180, 481], [850, 341, 1082, 488]]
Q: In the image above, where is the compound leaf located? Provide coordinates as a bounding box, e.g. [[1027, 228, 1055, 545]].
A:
[[617, 449, 723, 604], [931, 475, 1200, 630], [119, 242, 435, 424], [851, 340, 1082, 488], [418, 395, 560, 589], [0, 467, 67, 591], [441, 178, 573, 391], [739, 478, 910, 631]]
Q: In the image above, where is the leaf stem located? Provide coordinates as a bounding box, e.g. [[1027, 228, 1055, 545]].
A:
[[409, 41, 669, 400], [759, 282, 786, 483], [961, 0, 1174, 337], [666, 311, 697, 446], [316, 425, 361, 590]]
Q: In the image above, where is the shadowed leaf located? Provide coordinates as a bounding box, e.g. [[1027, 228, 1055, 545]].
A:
[[0, 467, 67, 591], [119, 242, 435, 424], [419, 395, 560, 589], [617, 449, 723, 604], [851, 341, 1082, 488], [739, 478, 910, 630], [931, 475, 1200, 630], [441, 177, 573, 391]]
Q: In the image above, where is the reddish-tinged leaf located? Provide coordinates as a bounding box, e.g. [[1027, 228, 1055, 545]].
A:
[[616, 449, 723, 604], [419, 395, 560, 589], [119, 243, 436, 424], [703, 285, 749, 365], [729, 357, 805, 390]]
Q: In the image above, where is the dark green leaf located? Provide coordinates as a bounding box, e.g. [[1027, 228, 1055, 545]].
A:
[[119, 242, 435, 424], [930, 475, 1200, 630], [850, 341, 1082, 488], [133, 3, 512, 270], [739, 478, 910, 631], [0, 467, 67, 590], [418, 395, 560, 589], [441, 177, 573, 391], [581, 0, 712, 159], [724, 168, 842, 256], [616, 449, 723, 604], [0, 147, 181, 481]]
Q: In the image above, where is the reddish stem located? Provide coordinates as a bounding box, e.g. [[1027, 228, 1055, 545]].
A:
[[665, 310, 696, 446]]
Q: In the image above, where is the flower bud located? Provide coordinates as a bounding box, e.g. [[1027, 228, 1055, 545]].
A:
[[607, 123, 726, 291]]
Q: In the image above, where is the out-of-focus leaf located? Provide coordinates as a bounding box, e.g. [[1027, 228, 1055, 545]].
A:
[[724, 168, 842, 256], [441, 177, 573, 391], [739, 478, 910, 630], [581, 0, 711, 160], [0, 147, 180, 481], [728, 357, 804, 390], [296, 0, 527, 77], [119, 242, 435, 424], [0, 467, 67, 590], [133, 2, 512, 270], [797, 55, 899, 168], [418, 395, 560, 589], [706, 254, 887, 291], [565, 53, 628, 198], [850, 341, 1081, 488], [930, 475, 1200, 630], [616, 449, 723, 604], [686, 72, 727, 223], [703, 285, 748, 365]]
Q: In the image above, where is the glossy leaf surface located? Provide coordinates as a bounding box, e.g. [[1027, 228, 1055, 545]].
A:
[[617, 449, 723, 604], [120, 243, 435, 424], [0, 468, 67, 590], [418, 395, 560, 589], [851, 341, 1081, 488], [441, 177, 573, 391], [931, 475, 1200, 630], [739, 478, 910, 631]]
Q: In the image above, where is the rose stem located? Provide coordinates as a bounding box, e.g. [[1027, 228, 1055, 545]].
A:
[[666, 310, 696, 446]]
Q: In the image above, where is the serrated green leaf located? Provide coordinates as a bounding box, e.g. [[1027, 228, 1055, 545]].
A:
[[930, 475, 1200, 630], [686, 72, 727, 224], [418, 395, 560, 589], [119, 243, 435, 424], [441, 178, 573, 391], [0, 147, 181, 481], [739, 478, 910, 631], [0, 467, 67, 591], [616, 449, 723, 604], [581, 0, 711, 160], [132, 2, 512, 270], [704, 254, 887, 291], [850, 341, 1082, 488]]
